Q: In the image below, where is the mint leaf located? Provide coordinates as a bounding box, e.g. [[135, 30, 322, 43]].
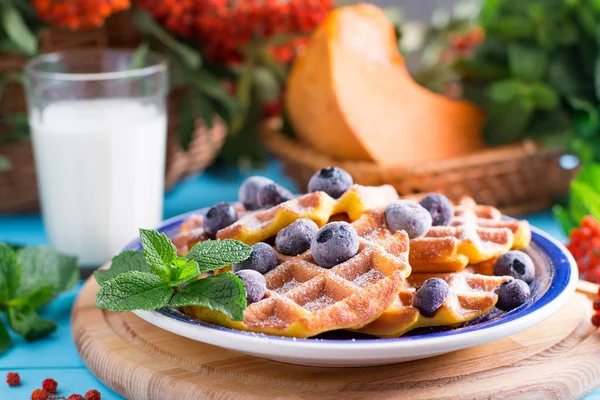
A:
[[17, 247, 78, 300], [170, 258, 200, 286], [0, 321, 10, 351], [0, 243, 21, 303], [7, 308, 57, 341], [9, 285, 54, 312], [185, 239, 252, 273], [170, 273, 246, 321], [94, 251, 153, 286], [139, 229, 176, 282], [95, 271, 173, 312]]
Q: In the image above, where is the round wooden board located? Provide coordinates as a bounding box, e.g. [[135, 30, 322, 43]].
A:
[[72, 277, 600, 400]]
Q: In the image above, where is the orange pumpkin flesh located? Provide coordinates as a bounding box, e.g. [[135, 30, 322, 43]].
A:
[[286, 3, 485, 166]]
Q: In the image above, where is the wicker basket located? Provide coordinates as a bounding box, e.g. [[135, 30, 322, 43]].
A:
[[262, 120, 576, 215], [0, 20, 226, 213]]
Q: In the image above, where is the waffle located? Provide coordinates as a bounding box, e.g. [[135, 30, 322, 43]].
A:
[[182, 230, 411, 338], [356, 272, 512, 337], [408, 197, 531, 273], [216, 184, 399, 244]]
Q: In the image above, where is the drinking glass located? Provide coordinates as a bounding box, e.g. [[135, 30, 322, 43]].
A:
[[25, 49, 168, 266]]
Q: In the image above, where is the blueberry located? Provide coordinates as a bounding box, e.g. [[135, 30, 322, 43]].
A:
[[413, 278, 450, 317], [384, 200, 432, 239], [494, 250, 535, 283], [310, 221, 359, 268], [419, 193, 454, 226], [204, 202, 238, 237], [232, 242, 278, 274], [257, 183, 294, 208], [307, 167, 353, 198], [235, 269, 267, 304], [238, 176, 274, 211], [495, 279, 530, 311], [276, 219, 319, 256]]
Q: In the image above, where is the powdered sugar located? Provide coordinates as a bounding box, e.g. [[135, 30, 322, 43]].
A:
[[303, 295, 336, 312], [352, 269, 385, 287]]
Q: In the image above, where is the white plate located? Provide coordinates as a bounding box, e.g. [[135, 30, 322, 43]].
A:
[[126, 211, 578, 367]]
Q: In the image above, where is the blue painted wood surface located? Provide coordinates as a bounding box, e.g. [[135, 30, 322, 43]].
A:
[[0, 160, 597, 399]]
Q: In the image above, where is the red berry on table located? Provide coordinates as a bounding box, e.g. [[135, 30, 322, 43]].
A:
[[566, 215, 600, 283], [592, 312, 600, 328], [85, 389, 102, 400], [31, 388, 51, 400], [6, 371, 20, 386], [67, 395, 85, 400], [42, 378, 58, 394]]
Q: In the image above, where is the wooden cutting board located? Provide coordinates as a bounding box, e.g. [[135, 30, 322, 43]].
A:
[[72, 277, 600, 400]]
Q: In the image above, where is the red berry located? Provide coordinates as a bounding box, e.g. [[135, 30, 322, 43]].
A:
[[6, 372, 20, 387], [592, 312, 600, 327], [31, 389, 51, 400], [68, 395, 85, 400], [594, 299, 600, 311], [42, 378, 58, 394], [85, 389, 101, 400]]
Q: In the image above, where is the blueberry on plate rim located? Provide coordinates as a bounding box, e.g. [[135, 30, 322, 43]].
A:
[[495, 279, 530, 311], [494, 250, 535, 283]]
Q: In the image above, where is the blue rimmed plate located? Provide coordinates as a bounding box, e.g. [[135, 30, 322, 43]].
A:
[[128, 208, 578, 367]]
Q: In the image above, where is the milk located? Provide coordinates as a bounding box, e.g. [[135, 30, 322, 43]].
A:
[[30, 98, 167, 266]]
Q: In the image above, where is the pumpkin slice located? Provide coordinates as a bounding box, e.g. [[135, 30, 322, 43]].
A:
[[286, 3, 485, 166]]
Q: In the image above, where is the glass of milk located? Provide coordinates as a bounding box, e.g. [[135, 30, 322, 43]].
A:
[[24, 49, 168, 267]]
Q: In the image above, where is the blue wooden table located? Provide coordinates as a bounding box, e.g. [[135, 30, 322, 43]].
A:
[[0, 160, 598, 399]]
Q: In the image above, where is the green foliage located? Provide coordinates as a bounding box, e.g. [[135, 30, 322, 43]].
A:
[[0, 244, 79, 350], [94, 230, 251, 320], [553, 163, 600, 235], [460, 0, 600, 160]]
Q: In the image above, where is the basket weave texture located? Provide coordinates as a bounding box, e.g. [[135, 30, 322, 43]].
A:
[[262, 120, 576, 216], [0, 18, 225, 213]]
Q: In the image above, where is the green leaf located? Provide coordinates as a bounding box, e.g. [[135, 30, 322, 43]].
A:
[[0, 321, 10, 351], [129, 40, 150, 70], [488, 79, 524, 103], [479, 0, 502, 27], [486, 17, 535, 39], [0, 2, 37, 56], [132, 11, 201, 69], [548, 52, 588, 96], [185, 239, 252, 273], [553, 205, 577, 237], [569, 181, 600, 224], [187, 69, 241, 120], [17, 247, 78, 300], [178, 91, 196, 151], [530, 83, 559, 110], [95, 271, 173, 312], [170, 273, 246, 321], [94, 251, 153, 286], [8, 285, 53, 312], [594, 56, 600, 102], [484, 98, 534, 145], [170, 258, 200, 285], [0, 243, 21, 303], [575, 163, 600, 193], [508, 44, 547, 81], [7, 308, 57, 341], [0, 154, 10, 171], [139, 229, 177, 282]]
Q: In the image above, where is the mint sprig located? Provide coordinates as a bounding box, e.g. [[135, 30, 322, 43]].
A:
[[0, 243, 79, 351], [94, 229, 252, 321]]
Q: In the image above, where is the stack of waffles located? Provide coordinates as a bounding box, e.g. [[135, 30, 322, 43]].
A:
[[174, 184, 532, 338]]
